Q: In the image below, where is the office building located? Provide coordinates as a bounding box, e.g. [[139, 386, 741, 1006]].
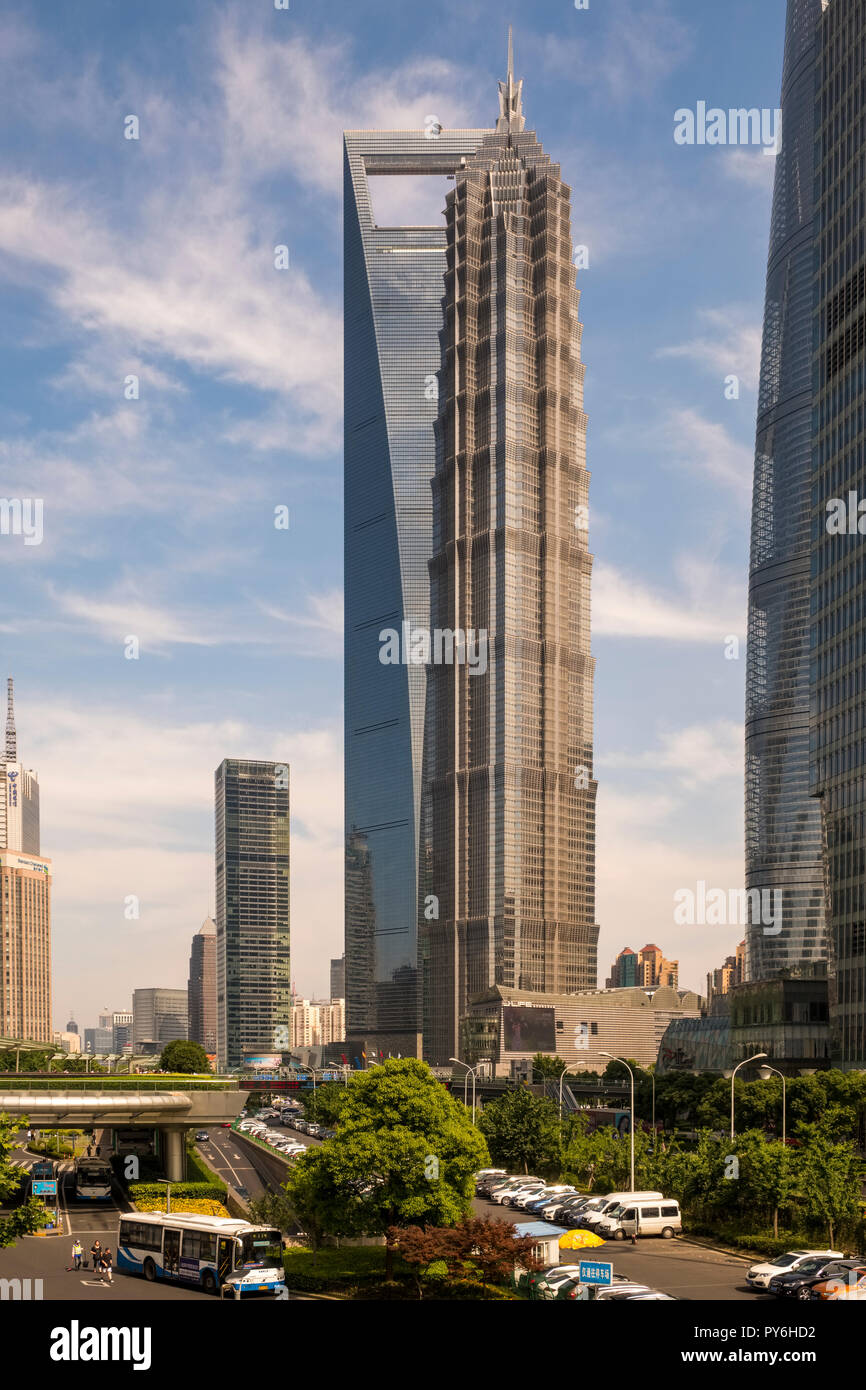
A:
[[132, 987, 188, 1051], [84, 1027, 113, 1054], [0, 678, 51, 1041], [188, 916, 217, 1055], [329, 955, 345, 1001], [744, 0, 827, 979], [461, 984, 701, 1075], [343, 87, 490, 1061], [810, 0, 866, 1065], [729, 964, 831, 1073], [215, 759, 290, 1070], [423, 37, 598, 1063], [112, 1009, 132, 1052]]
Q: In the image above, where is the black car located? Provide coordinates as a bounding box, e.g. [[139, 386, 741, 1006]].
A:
[[768, 1257, 859, 1299], [553, 1198, 591, 1224]]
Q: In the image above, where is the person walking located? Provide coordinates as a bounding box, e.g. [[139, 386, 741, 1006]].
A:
[[90, 1239, 101, 1273], [100, 1247, 113, 1285], [71, 1240, 83, 1270]]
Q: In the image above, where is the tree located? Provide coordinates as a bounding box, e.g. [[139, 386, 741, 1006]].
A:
[[531, 1054, 567, 1080], [299, 1082, 348, 1128], [391, 1217, 542, 1297], [0, 1114, 49, 1246], [158, 1040, 211, 1074], [798, 1120, 860, 1248], [478, 1087, 559, 1174]]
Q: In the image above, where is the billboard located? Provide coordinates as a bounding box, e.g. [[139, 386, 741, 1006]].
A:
[[502, 1005, 556, 1053], [242, 1053, 283, 1070]]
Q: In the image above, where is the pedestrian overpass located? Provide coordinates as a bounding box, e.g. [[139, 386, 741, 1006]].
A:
[[0, 1076, 245, 1179]]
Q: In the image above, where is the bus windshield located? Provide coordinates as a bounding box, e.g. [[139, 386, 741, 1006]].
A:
[[237, 1230, 282, 1267]]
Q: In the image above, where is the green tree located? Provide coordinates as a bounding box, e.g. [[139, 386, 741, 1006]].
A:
[[284, 1059, 488, 1277], [158, 1040, 211, 1073], [478, 1087, 559, 1174], [798, 1120, 860, 1248], [531, 1054, 567, 1080], [0, 1114, 49, 1246], [299, 1082, 348, 1127]]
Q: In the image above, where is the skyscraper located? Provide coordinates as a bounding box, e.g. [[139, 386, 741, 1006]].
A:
[[422, 37, 598, 1062], [343, 96, 490, 1057], [810, 0, 866, 1066], [132, 987, 188, 1051], [188, 916, 217, 1056], [329, 955, 345, 1000], [0, 677, 51, 1041], [215, 759, 290, 1070], [745, 0, 826, 980]]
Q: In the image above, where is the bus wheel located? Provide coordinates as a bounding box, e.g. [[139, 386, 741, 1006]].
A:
[[202, 1270, 217, 1296], [143, 1259, 157, 1282]]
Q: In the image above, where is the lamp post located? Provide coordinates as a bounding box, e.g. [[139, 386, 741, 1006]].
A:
[[558, 1066, 570, 1125], [758, 1063, 786, 1146], [158, 1179, 172, 1214], [730, 1052, 767, 1141], [600, 1053, 634, 1192], [450, 1058, 476, 1124]]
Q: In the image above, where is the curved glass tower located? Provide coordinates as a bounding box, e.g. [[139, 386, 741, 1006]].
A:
[[343, 125, 490, 1057], [745, 0, 826, 979]]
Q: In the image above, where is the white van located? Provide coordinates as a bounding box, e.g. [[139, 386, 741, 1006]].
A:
[[581, 1191, 664, 1230], [597, 1198, 681, 1240]]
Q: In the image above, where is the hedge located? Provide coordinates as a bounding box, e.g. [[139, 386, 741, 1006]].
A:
[[128, 1181, 227, 1204]]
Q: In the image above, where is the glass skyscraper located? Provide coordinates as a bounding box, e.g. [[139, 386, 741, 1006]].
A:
[[343, 119, 489, 1056], [745, 0, 826, 980], [422, 44, 598, 1062], [810, 0, 866, 1066], [215, 759, 290, 1069]]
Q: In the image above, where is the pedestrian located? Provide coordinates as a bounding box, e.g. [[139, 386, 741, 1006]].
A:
[[95, 1145, 101, 1157], [86, 1145, 92, 1158], [72, 1240, 83, 1270], [101, 1247, 113, 1285], [90, 1239, 101, 1273], [26, 1128, 32, 1143]]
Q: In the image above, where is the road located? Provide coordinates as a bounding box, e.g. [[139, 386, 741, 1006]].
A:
[[473, 1195, 764, 1301]]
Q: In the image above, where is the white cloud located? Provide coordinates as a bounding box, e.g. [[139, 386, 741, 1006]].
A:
[[594, 559, 744, 642], [658, 306, 762, 392], [665, 407, 754, 500]]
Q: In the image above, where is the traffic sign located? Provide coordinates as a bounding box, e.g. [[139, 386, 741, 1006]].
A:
[[32, 1179, 57, 1196], [578, 1259, 612, 1287]]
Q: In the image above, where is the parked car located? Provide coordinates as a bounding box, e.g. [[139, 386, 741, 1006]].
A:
[[746, 1249, 844, 1291], [551, 1197, 593, 1224], [768, 1257, 861, 1300], [523, 1185, 575, 1212], [810, 1266, 866, 1301], [502, 1183, 548, 1209], [596, 1199, 682, 1241], [535, 1266, 589, 1300], [593, 1283, 676, 1301], [582, 1192, 665, 1233]]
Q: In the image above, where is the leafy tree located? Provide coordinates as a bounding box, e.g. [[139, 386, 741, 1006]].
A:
[[284, 1059, 488, 1277], [531, 1054, 567, 1080], [797, 1119, 860, 1248], [299, 1082, 348, 1127], [158, 1040, 211, 1074], [0, 1114, 49, 1246], [479, 1087, 559, 1174], [392, 1218, 542, 1297]]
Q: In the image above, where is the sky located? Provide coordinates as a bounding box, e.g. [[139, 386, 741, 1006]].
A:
[[0, 0, 788, 1030]]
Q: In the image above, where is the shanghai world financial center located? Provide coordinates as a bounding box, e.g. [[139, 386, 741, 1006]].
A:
[[344, 39, 598, 1064]]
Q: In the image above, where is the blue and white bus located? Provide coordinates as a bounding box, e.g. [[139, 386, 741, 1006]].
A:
[[117, 1213, 287, 1299], [73, 1156, 113, 1201]]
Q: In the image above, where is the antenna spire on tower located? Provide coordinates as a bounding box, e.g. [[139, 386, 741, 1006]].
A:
[[496, 26, 525, 134], [5, 677, 16, 762]]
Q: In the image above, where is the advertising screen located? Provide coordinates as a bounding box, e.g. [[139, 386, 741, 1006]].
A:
[[502, 1005, 556, 1053]]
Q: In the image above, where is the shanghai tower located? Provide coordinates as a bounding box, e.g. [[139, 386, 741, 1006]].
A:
[[744, 0, 826, 979], [422, 37, 599, 1062]]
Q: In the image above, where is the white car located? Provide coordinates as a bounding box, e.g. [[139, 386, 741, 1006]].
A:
[[503, 1184, 547, 1208], [746, 1249, 844, 1290]]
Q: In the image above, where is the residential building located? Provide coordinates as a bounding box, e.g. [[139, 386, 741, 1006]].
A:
[[423, 36, 598, 1063], [188, 916, 217, 1055], [810, 0, 866, 1066], [744, 0, 827, 979], [606, 948, 638, 989], [215, 759, 290, 1069], [291, 998, 346, 1050], [706, 941, 746, 1006], [52, 1030, 81, 1054]]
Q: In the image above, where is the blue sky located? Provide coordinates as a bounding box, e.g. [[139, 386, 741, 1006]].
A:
[[0, 0, 786, 1030]]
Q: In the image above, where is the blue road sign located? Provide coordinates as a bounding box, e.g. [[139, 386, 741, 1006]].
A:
[[578, 1259, 612, 1287], [32, 1179, 57, 1196]]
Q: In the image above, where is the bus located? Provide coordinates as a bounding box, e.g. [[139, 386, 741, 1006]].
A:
[[116, 1213, 288, 1299], [73, 1156, 113, 1201]]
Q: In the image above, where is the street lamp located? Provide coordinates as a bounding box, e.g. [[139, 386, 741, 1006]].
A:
[[157, 1179, 172, 1214], [600, 1053, 635, 1192], [730, 1052, 767, 1141], [450, 1058, 476, 1124], [758, 1063, 786, 1146], [558, 1066, 570, 1125]]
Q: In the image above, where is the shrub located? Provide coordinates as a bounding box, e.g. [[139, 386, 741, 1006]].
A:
[[136, 1198, 230, 1217], [128, 1181, 227, 1204]]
